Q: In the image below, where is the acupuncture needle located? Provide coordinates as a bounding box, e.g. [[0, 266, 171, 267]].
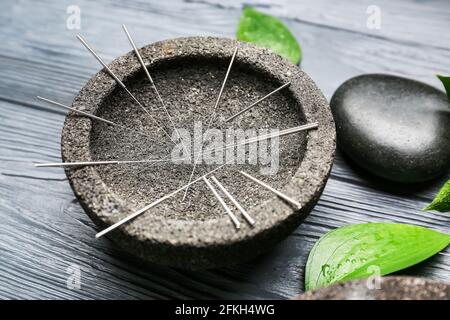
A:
[[36, 96, 166, 145], [182, 44, 239, 200], [35, 123, 318, 168], [211, 175, 255, 226], [76, 35, 177, 146], [122, 24, 189, 158], [239, 170, 301, 209], [225, 82, 291, 122], [203, 176, 240, 229]]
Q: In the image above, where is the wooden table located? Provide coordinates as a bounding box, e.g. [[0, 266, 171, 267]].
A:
[[1, 0, 449, 299]]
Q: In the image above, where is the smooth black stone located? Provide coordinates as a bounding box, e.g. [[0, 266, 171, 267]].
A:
[[330, 74, 450, 183]]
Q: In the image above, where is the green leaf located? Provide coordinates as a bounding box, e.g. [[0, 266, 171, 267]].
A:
[[437, 74, 450, 101], [305, 223, 450, 291], [236, 6, 302, 65], [424, 180, 450, 212]]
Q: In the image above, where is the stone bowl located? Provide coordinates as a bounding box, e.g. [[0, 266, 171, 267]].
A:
[[61, 37, 335, 269], [294, 276, 450, 300]]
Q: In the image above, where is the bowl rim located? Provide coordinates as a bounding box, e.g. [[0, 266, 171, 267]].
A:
[[293, 276, 450, 300], [62, 36, 335, 251]]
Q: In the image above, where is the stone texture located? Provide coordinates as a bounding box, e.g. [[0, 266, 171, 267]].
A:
[[331, 74, 450, 183], [294, 276, 450, 300], [61, 37, 335, 269]]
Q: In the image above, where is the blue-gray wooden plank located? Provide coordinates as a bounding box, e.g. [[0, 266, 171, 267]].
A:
[[0, 0, 449, 299]]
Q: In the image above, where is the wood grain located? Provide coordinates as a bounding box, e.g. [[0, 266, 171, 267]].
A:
[[0, 0, 449, 299]]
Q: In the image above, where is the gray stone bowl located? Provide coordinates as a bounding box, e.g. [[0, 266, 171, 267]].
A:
[[61, 37, 335, 269], [294, 276, 450, 300]]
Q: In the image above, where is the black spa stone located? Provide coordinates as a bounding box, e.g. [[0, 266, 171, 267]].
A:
[[330, 74, 450, 183], [61, 37, 335, 269]]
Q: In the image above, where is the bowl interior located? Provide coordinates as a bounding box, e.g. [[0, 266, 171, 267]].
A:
[[89, 55, 307, 222]]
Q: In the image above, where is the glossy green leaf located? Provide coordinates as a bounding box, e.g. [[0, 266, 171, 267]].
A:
[[305, 223, 450, 291], [424, 180, 450, 212], [437, 74, 450, 101], [236, 6, 302, 65]]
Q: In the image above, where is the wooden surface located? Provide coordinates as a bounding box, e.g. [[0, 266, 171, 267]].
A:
[[1, 0, 450, 299]]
